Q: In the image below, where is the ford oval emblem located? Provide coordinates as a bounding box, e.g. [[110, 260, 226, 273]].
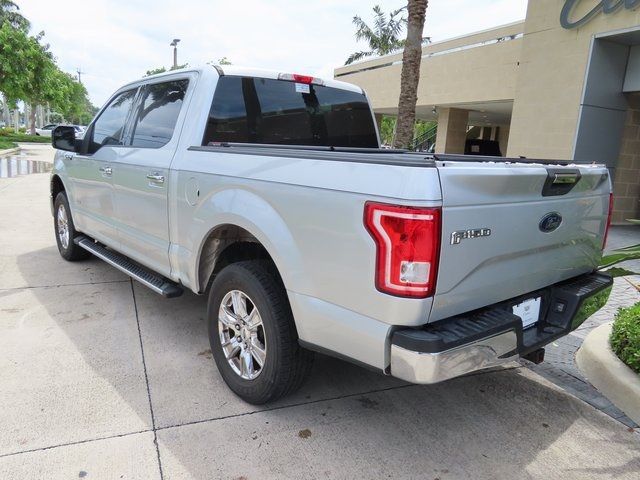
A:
[[539, 212, 562, 233]]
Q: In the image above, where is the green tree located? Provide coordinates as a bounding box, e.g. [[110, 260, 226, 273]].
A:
[[217, 57, 232, 65], [394, 0, 429, 148], [144, 63, 188, 77], [0, 22, 31, 104], [413, 119, 436, 139], [345, 5, 407, 65], [55, 71, 92, 124], [20, 33, 63, 133], [0, 0, 29, 31], [379, 116, 396, 146], [0, 5, 94, 129], [145, 66, 167, 76], [49, 110, 64, 123], [378, 116, 434, 147]]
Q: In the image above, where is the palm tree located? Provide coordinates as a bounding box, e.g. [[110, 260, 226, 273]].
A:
[[345, 5, 408, 65], [394, 0, 428, 149], [0, 0, 30, 31], [346, 5, 431, 65]]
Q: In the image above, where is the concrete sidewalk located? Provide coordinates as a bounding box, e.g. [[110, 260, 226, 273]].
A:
[[15, 142, 56, 163], [1, 162, 639, 479]]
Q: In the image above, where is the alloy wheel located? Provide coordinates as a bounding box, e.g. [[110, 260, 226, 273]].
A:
[[218, 290, 267, 380], [57, 204, 70, 249]]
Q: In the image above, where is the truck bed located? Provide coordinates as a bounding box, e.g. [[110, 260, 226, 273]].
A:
[[184, 142, 610, 325], [191, 142, 587, 167]]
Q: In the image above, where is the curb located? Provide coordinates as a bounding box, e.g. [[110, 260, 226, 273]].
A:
[[0, 147, 20, 157], [576, 323, 640, 425]]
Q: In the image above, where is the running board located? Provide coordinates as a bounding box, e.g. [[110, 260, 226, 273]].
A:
[[75, 236, 183, 298]]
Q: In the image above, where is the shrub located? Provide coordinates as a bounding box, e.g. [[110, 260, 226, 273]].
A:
[[0, 138, 17, 150], [610, 302, 640, 374], [0, 129, 50, 143]]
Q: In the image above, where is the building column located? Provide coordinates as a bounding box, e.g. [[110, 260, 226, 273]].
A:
[[612, 94, 640, 224], [498, 124, 511, 157], [434, 108, 469, 154]]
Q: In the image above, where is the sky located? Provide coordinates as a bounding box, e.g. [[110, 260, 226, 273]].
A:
[[19, 0, 528, 107]]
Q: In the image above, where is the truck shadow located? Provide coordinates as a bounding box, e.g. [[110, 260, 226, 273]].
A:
[[13, 246, 640, 479]]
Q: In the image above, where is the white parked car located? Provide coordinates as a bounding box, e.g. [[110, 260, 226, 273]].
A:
[[71, 125, 86, 139], [35, 124, 58, 137], [36, 124, 85, 138]]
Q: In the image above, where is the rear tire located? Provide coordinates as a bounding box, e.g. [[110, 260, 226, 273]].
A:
[[207, 260, 313, 404], [54, 192, 90, 261]]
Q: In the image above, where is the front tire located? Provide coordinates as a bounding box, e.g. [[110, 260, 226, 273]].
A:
[[53, 192, 90, 261], [208, 261, 313, 404]]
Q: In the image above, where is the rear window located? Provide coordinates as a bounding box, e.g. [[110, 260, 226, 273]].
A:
[[202, 76, 378, 148], [131, 79, 188, 148]]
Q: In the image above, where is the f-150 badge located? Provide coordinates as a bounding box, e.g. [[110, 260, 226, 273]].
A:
[[450, 228, 492, 245]]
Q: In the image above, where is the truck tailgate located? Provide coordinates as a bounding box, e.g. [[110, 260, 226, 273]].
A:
[[430, 160, 611, 322]]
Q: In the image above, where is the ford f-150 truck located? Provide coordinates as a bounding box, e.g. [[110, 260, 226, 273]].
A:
[[50, 65, 614, 404]]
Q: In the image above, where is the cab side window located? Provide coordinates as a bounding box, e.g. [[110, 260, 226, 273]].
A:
[[89, 89, 137, 154], [130, 79, 188, 148]]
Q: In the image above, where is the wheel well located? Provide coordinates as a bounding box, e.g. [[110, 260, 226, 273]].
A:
[[198, 225, 277, 292], [51, 175, 65, 200], [51, 175, 65, 214]]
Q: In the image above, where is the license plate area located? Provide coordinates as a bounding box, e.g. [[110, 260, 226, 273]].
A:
[[512, 297, 542, 329]]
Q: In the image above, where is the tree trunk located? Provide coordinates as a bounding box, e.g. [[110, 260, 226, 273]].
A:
[[393, 0, 428, 149], [0, 93, 6, 128], [29, 104, 37, 135]]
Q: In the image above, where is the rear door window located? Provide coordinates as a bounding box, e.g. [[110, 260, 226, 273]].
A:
[[202, 76, 377, 148], [90, 89, 137, 153], [130, 79, 189, 148]]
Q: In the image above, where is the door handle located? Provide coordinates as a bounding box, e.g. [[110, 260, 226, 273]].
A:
[[146, 173, 165, 183], [99, 166, 112, 176]]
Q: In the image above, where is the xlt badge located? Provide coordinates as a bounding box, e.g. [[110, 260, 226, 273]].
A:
[[450, 228, 492, 245]]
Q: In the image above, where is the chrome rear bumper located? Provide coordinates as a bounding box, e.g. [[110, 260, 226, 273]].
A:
[[390, 331, 518, 384], [389, 272, 612, 384]]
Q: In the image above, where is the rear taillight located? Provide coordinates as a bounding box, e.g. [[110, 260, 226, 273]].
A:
[[603, 193, 614, 250], [364, 202, 441, 298]]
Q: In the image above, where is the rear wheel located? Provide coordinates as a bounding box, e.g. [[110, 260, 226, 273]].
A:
[[54, 192, 90, 261], [208, 260, 313, 404]]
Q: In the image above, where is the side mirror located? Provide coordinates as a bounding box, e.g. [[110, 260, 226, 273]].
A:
[[52, 126, 81, 152]]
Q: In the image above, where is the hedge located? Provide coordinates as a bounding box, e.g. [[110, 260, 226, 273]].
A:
[[610, 302, 640, 374]]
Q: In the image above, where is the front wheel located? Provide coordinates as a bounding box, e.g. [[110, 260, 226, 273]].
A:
[[53, 192, 90, 261], [208, 261, 313, 404]]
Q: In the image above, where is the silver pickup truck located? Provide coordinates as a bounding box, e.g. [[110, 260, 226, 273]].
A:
[[50, 65, 614, 404]]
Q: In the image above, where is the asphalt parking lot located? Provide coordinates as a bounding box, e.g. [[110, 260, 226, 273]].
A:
[[1, 146, 640, 479]]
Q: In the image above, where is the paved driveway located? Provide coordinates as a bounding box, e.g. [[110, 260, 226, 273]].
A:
[[1, 148, 639, 479]]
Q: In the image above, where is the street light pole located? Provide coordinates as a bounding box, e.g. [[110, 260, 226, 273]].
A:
[[170, 38, 181, 69]]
